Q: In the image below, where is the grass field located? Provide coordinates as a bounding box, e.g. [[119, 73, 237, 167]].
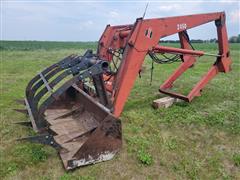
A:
[[0, 41, 240, 180]]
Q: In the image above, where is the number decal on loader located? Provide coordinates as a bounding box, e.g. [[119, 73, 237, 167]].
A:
[[177, 23, 187, 30]]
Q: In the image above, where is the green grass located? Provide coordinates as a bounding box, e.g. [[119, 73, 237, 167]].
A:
[[0, 41, 97, 51], [0, 41, 240, 179]]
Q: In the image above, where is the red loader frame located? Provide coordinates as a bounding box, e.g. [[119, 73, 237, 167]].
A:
[[98, 12, 231, 117]]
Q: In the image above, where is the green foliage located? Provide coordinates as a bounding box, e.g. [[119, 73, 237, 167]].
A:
[[60, 173, 96, 180], [165, 137, 178, 151], [0, 40, 97, 51], [13, 144, 48, 163], [137, 150, 153, 165], [233, 153, 240, 167]]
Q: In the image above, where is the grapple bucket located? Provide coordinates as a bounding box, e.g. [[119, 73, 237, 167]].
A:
[[16, 50, 122, 170]]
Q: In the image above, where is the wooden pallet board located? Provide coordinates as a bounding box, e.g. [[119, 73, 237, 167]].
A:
[[152, 96, 182, 108]]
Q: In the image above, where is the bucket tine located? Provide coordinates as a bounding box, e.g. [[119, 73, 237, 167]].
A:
[[25, 54, 79, 98], [25, 54, 84, 110], [26, 55, 75, 95], [25, 50, 94, 106], [37, 61, 109, 117], [14, 121, 32, 127], [17, 134, 63, 151], [23, 55, 83, 130]]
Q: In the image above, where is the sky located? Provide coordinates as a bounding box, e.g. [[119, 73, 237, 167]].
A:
[[1, 0, 240, 41]]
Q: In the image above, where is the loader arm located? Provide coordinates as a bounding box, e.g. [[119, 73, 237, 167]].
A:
[[107, 12, 231, 116]]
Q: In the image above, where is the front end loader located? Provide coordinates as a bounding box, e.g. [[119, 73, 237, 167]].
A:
[[15, 12, 231, 170]]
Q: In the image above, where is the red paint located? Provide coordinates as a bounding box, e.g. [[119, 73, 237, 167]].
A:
[[95, 12, 231, 117]]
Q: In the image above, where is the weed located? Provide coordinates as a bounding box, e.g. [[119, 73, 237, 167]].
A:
[[13, 144, 48, 163], [60, 173, 96, 180], [233, 153, 240, 167], [165, 137, 178, 151], [137, 149, 153, 165]]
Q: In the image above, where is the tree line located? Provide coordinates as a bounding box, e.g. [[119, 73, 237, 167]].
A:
[[162, 34, 240, 43]]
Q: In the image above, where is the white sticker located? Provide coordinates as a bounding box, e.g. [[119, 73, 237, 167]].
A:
[[177, 23, 187, 30]]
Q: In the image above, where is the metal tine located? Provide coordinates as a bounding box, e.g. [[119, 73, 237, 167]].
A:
[[25, 55, 77, 98], [25, 55, 80, 117], [25, 64, 58, 98], [34, 70, 71, 102], [29, 70, 72, 125], [39, 72, 54, 94], [28, 68, 63, 98], [37, 62, 105, 116], [24, 70, 72, 129], [59, 55, 82, 68], [13, 108, 28, 115], [24, 98, 38, 131], [27, 52, 87, 102], [32, 55, 81, 94], [38, 77, 79, 115], [30, 54, 88, 110], [26, 55, 81, 101], [14, 121, 32, 127], [27, 56, 104, 130], [17, 134, 63, 151]]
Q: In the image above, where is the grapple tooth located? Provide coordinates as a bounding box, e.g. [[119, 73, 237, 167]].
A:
[[13, 108, 28, 115], [14, 121, 32, 127], [17, 133, 63, 151], [15, 99, 26, 105]]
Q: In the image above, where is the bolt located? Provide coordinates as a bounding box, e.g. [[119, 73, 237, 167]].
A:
[[45, 136, 49, 139], [50, 141, 54, 145]]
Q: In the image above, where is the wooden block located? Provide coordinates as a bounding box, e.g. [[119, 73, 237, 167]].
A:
[[152, 97, 182, 109]]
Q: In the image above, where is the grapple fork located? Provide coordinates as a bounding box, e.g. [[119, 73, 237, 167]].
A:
[[16, 50, 122, 169]]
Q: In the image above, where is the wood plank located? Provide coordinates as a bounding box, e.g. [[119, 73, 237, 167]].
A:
[[152, 97, 182, 109]]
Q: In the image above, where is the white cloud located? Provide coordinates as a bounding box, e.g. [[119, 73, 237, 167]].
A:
[[1, 1, 238, 41], [85, 20, 93, 26], [78, 20, 94, 30], [147, 2, 204, 18], [110, 11, 119, 18], [219, 0, 237, 4], [229, 10, 240, 23], [157, 4, 181, 12]]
